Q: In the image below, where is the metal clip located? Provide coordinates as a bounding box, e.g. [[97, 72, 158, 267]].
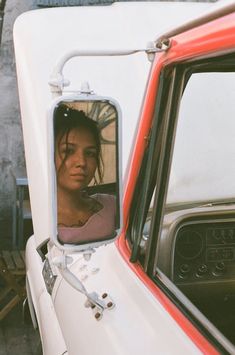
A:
[[155, 37, 171, 51], [145, 39, 171, 62], [84, 292, 115, 320]]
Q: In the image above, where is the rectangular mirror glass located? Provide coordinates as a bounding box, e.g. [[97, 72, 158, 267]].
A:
[[53, 99, 120, 247]]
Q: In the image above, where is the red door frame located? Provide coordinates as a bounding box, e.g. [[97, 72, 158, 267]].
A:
[[117, 11, 235, 355]]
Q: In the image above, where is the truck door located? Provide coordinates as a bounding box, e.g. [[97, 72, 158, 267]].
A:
[[122, 9, 235, 355]]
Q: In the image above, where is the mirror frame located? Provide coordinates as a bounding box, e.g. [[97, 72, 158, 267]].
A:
[[47, 93, 122, 252]]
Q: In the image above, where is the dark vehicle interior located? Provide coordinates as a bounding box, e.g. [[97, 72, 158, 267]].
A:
[[157, 204, 235, 344]]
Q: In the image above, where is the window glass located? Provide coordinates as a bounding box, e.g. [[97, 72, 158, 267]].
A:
[[155, 71, 235, 346], [167, 72, 235, 205]]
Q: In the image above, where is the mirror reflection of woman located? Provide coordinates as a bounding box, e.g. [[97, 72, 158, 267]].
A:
[[54, 104, 116, 244]]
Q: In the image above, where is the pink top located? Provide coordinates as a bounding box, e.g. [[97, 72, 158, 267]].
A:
[[58, 193, 116, 244]]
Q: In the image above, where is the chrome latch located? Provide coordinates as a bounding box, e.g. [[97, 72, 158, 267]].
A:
[[42, 258, 57, 295]]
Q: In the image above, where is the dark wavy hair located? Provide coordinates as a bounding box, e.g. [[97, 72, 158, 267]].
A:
[[54, 103, 103, 184]]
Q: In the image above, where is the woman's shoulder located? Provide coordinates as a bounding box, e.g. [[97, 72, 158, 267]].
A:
[[92, 193, 116, 206]]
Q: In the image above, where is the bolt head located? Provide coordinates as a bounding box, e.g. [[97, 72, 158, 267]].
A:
[[95, 312, 102, 320]]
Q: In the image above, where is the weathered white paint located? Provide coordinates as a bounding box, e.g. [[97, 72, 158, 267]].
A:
[[52, 242, 203, 355]]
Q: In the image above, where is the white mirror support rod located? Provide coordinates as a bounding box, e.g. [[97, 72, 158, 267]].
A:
[[48, 44, 164, 97], [52, 254, 115, 320]]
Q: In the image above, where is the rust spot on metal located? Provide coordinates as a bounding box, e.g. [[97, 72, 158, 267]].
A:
[[95, 312, 101, 320]]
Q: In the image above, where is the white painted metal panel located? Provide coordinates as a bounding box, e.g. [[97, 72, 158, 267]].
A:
[[13, 2, 211, 246], [53, 243, 202, 355], [26, 237, 67, 354]]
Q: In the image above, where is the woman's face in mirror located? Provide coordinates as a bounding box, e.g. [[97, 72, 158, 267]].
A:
[[55, 127, 98, 192], [53, 102, 118, 245]]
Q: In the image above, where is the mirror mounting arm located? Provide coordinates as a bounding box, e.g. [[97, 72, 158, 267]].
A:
[[52, 254, 115, 320], [48, 43, 169, 97]]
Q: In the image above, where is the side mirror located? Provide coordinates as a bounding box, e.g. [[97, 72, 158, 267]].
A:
[[48, 95, 122, 252]]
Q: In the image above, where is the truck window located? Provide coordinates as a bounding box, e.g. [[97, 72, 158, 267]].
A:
[[157, 69, 235, 348], [133, 55, 235, 352], [166, 72, 235, 206]]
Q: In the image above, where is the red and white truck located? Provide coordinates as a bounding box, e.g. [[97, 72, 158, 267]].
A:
[[13, 1, 235, 354]]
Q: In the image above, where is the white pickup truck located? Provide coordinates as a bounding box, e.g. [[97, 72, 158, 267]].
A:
[[13, 1, 235, 354]]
